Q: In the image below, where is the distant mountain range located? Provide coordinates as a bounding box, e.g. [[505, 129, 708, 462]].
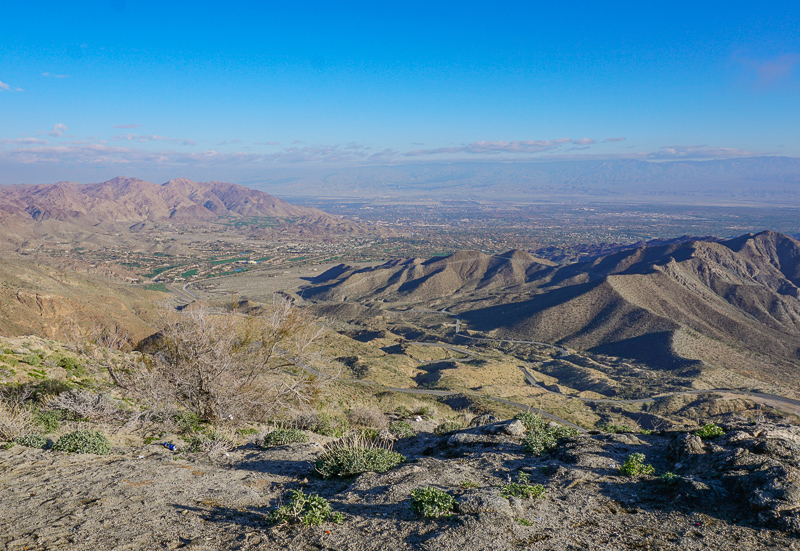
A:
[[302, 231, 800, 391], [254, 156, 800, 204], [0, 176, 368, 249]]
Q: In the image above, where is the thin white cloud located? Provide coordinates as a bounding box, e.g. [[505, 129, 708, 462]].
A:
[[403, 138, 597, 157], [0, 80, 9, 91], [111, 133, 196, 146], [604, 137, 626, 142], [42, 72, 69, 79], [0, 138, 48, 145], [648, 145, 754, 160], [49, 123, 68, 137]]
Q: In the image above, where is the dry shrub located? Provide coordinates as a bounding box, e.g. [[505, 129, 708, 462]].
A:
[[347, 406, 388, 429], [44, 390, 127, 423], [0, 400, 35, 441], [108, 298, 333, 424]]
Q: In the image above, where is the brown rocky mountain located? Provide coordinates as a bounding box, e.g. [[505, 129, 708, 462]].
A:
[[302, 231, 800, 390], [0, 176, 324, 225]]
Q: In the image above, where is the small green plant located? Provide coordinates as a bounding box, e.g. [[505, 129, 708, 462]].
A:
[[314, 436, 406, 478], [619, 453, 655, 476], [413, 405, 435, 419], [261, 428, 309, 448], [269, 489, 345, 526], [1, 442, 15, 450], [15, 433, 51, 449], [173, 411, 204, 433], [519, 413, 578, 456], [354, 427, 381, 440], [639, 429, 653, 435], [660, 471, 680, 485], [21, 354, 42, 366], [516, 518, 534, 526], [500, 472, 546, 500], [410, 486, 457, 518], [58, 356, 86, 377], [52, 430, 112, 455], [695, 423, 724, 440], [459, 479, 479, 489], [389, 421, 416, 438], [183, 430, 236, 453], [27, 368, 47, 380], [34, 410, 62, 434], [433, 421, 463, 436], [1, 356, 19, 367], [236, 427, 258, 436]]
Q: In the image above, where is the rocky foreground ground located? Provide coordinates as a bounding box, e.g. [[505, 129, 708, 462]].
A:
[[2, 418, 800, 551]]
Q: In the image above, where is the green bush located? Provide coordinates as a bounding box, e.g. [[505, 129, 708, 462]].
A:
[[58, 356, 86, 376], [410, 487, 456, 518], [173, 411, 204, 433], [695, 423, 724, 440], [354, 427, 381, 440], [21, 354, 42, 366], [619, 453, 655, 476], [269, 489, 344, 526], [500, 472, 546, 500], [519, 413, 578, 456], [1, 355, 19, 367], [261, 428, 309, 448], [389, 421, 416, 438], [34, 410, 62, 433], [314, 437, 406, 478], [15, 433, 51, 449], [52, 430, 112, 455], [660, 471, 679, 485], [433, 421, 463, 436]]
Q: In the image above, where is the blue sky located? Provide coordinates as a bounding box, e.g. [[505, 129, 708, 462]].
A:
[[1, 1, 799, 184]]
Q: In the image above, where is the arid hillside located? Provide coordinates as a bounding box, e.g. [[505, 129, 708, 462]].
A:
[[301, 231, 800, 390], [0, 176, 373, 251]]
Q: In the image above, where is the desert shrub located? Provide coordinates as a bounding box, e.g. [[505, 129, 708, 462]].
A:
[[35, 379, 72, 397], [262, 428, 308, 448], [107, 300, 330, 423], [58, 356, 86, 377], [410, 487, 456, 518], [33, 410, 62, 433], [173, 410, 204, 433], [45, 390, 125, 423], [602, 424, 633, 434], [52, 430, 112, 454], [347, 406, 388, 428], [389, 421, 416, 438], [183, 429, 236, 454], [413, 405, 436, 419], [314, 436, 406, 478], [269, 489, 344, 526], [660, 471, 680, 485], [293, 411, 350, 437], [520, 413, 579, 456], [0, 400, 35, 441], [619, 453, 655, 476], [500, 472, 546, 500], [695, 423, 724, 440], [434, 421, 463, 436], [21, 354, 42, 366], [1, 355, 19, 367], [354, 427, 381, 440], [15, 433, 51, 449]]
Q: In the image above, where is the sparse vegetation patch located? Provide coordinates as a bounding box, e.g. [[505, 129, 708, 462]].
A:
[[52, 430, 112, 455], [410, 487, 457, 518], [269, 489, 344, 526], [695, 423, 725, 439], [314, 436, 405, 478], [500, 472, 546, 500], [619, 453, 655, 476], [261, 428, 308, 448]]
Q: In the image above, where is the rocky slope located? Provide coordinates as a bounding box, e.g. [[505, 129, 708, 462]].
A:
[[2, 417, 799, 550], [301, 231, 800, 390]]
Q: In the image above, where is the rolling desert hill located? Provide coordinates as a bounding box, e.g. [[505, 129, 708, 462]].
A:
[[0, 254, 163, 341], [301, 231, 800, 391]]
